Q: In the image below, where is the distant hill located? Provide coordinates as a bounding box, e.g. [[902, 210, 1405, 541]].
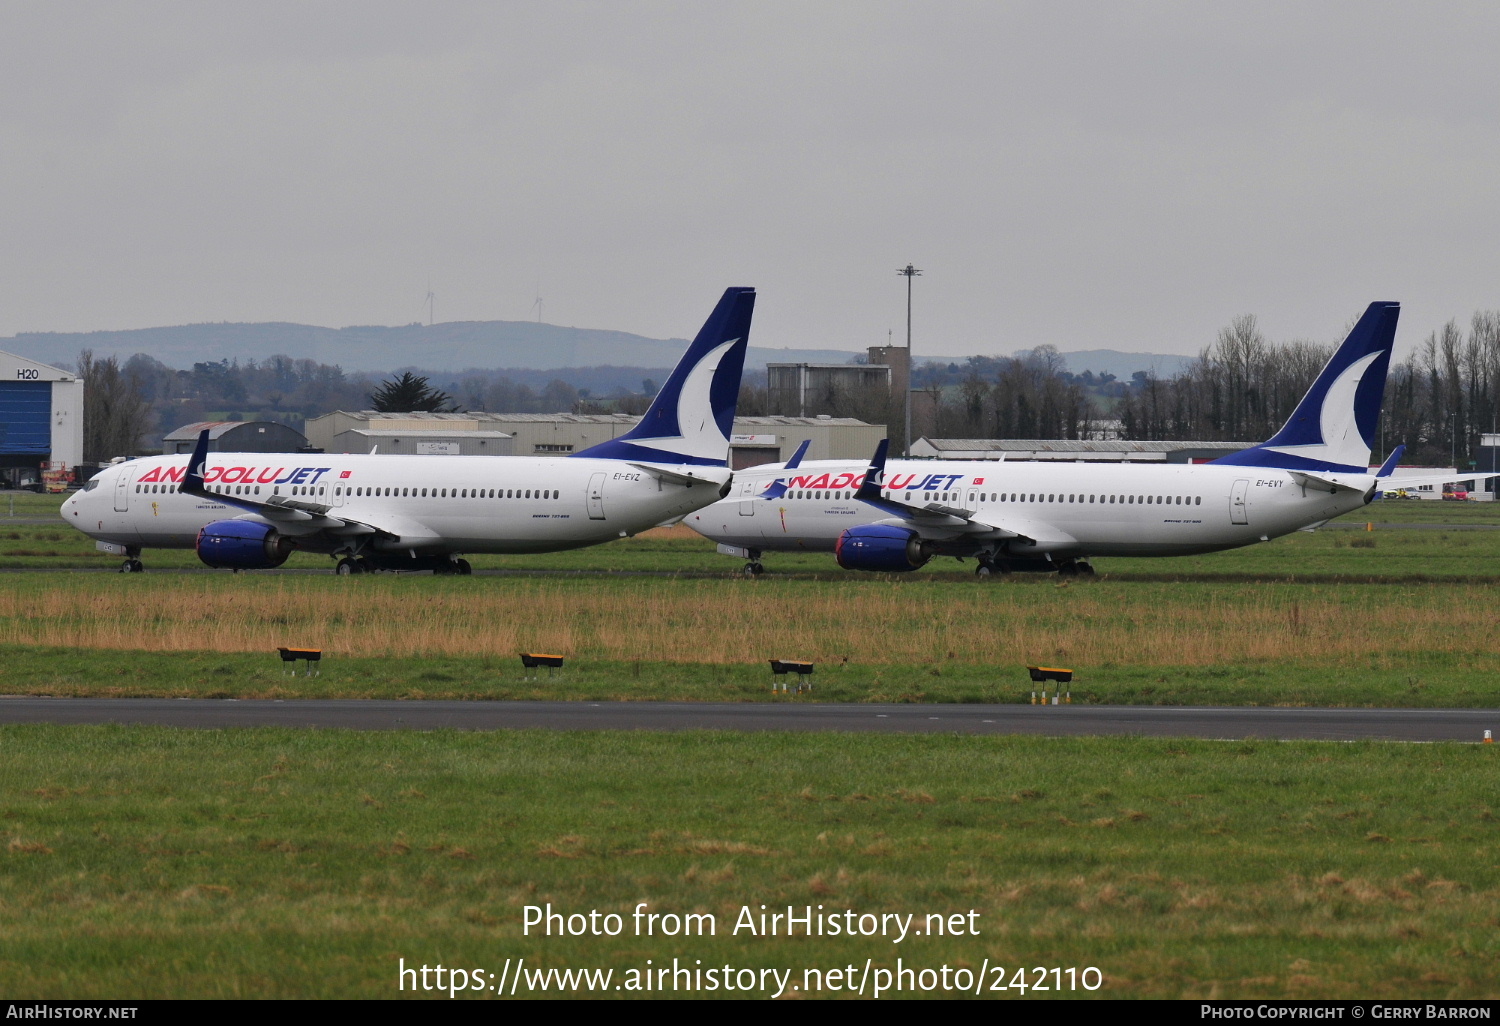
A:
[[3, 320, 865, 374], [2, 320, 1198, 382]]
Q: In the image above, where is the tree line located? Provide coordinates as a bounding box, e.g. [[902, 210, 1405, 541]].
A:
[[1118, 310, 1500, 466], [71, 308, 1500, 465], [73, 353, 608, 461]]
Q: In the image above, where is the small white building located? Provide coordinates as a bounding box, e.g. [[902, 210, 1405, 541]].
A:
[[1381, 466, 1490, 500], [0, 349, 83, 487], [910, 437, 1257, 463]]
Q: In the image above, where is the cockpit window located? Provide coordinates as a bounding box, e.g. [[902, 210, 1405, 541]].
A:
[[83, 479, 100, 491]]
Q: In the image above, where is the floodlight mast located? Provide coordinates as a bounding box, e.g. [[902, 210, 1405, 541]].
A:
[[897, 263, 922, 457]]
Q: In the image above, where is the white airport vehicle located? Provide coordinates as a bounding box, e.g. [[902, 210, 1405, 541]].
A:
[[689, 302, 1500, 576], [62, 287, 756, 574]]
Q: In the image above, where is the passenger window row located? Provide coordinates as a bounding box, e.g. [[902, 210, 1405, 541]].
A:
[[988, 492, 1202, 506], [338, 486, 559, 499], [782, 487, 1204, 508], [135, 482, 562, 500], [789, 490, 853, 500]]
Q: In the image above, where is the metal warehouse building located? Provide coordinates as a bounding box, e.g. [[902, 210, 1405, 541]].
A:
[[0, 349, 82, 488], [306, 412, 885, 468], [910, 437, 1259, 463], [162, 420, 310, 455]]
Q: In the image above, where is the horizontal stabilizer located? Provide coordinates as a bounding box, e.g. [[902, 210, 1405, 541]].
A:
[[628, 462, 723, 487], [1286, 470, 1372, 495]]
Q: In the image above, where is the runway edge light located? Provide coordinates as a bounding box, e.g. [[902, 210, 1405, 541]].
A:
[[1486, 730, 1493, 744], [1027, 665, 1073, 705]]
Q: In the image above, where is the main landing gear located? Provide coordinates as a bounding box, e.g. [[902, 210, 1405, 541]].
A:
[[742, 561, 765, 577], [119, 558, 144, 573], [433, 558, 473, 576], [1055, 559, 1096, 577]]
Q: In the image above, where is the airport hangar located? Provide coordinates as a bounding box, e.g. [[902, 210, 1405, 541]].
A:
[[162, 420, 310, 455], [304, 412, 886, 469], [0, 349, 82, 489]]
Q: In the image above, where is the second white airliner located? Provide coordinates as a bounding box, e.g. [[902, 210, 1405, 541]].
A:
[[690, 302, 1499, 576]]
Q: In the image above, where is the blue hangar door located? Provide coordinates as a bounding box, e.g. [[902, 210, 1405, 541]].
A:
[[0, 382, 53, 455]]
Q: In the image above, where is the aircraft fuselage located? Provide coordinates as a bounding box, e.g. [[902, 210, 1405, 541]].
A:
[[65, 452, 729, 556], [688, 458, 1371, 560]]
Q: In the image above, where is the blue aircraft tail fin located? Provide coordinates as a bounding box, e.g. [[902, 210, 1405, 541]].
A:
[[573, 287, 755, 466], [1210, 302, 1400, 474]]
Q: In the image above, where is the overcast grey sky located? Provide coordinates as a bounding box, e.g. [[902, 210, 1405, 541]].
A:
[[3, 1, 1497, 360]]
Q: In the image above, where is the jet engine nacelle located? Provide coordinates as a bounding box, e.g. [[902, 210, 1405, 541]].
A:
[[834, 524, 930, 572], [196, 519, 294, 570]]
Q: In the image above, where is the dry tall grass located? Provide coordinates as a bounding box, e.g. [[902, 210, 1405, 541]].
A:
[[0, 577, 1492, 667]]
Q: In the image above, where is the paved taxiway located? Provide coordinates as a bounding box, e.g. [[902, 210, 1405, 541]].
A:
[[0, 698, 1493, 742]]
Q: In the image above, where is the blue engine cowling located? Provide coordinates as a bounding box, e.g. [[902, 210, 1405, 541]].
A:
[[196, 519, 293, 569], [835, 524, 929, 572]]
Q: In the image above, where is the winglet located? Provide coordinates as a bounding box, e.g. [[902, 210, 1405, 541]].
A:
[[758, 439, 813, 500], [783, 439, 811, 470], [181, 427, 273, 516], [183, 429, 211, 494], [1375, 445, 1405, 479], [854, 439, 891, 502], [851, 438, 930, 518]]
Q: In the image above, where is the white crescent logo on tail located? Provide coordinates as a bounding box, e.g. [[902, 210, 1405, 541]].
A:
[[624, 338, 739, 462], [1263, 350, 1382, 468]]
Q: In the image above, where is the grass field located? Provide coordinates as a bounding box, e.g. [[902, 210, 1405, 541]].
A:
[[0, 560, 1498, 704], [2, 726, 1497, 999], [7, 491, 1500, 1000], [18, 488, 1500, 579]]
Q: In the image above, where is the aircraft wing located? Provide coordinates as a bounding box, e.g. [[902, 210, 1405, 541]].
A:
[[852, 439, 1075, 547], [181, 429, 442, 546]]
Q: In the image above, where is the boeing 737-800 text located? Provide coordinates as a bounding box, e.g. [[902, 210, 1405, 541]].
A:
[[62, 287, 755, 574]]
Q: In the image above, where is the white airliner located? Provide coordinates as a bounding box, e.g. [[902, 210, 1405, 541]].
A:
[[689, 301, 1500, 577], [62, 287, 756, 574]]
